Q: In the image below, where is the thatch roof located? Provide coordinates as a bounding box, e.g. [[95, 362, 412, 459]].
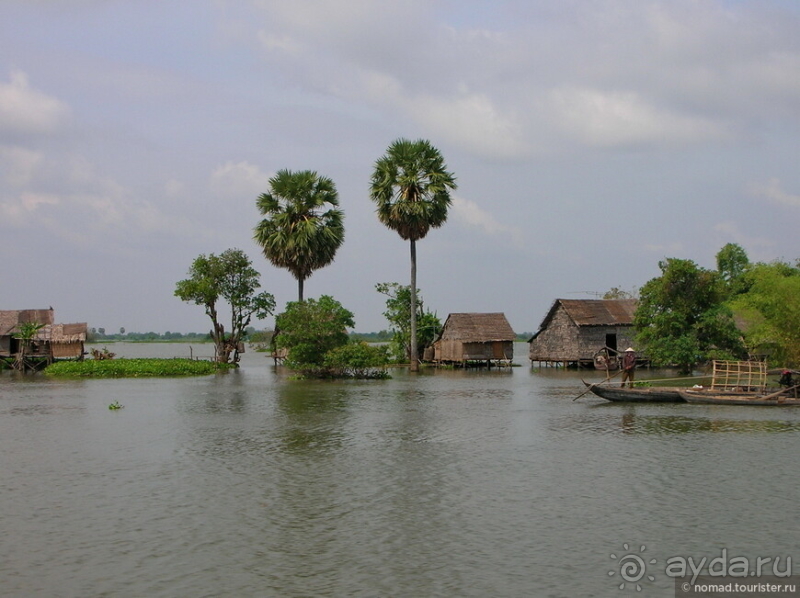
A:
[[48, 323, 88, 343], [0, 309, 55, 336], [538, 299, 637, 330], [0, 310, 85, 342], [438, 313, 515, 342]]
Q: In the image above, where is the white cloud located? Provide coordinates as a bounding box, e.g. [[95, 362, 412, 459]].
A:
[[0, 70, 70, 135], [0, 192, 60, 226], [211, 161, 273, 199], [548, 87, 729, 148], [406, 92, 527, 159], [0, 145, 43, 186], [164, 179, 185, 198], [0, 154, 205, 244], [750, 178, 800, 208], [451, 195, 523, 247], [248, 0, 800, 157], [257, 31, 303, 55], [711, 221, 775, 259]]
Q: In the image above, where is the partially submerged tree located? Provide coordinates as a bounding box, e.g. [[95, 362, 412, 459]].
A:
[[369, 139, 456, 371], [274, 295, 354, 371], [376, 282, 441, 363], [634, 258, 745, 373], [175, 249, 275, 364], [254, 169, 345, 301]]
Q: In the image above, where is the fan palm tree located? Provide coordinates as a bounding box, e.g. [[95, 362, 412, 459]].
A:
[[254, 169, 345, 301], [370, 138, 457, 371]]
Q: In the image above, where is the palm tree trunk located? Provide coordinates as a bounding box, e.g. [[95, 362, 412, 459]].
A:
[[409, 239, 419, 372], [298, 276, 305, 302]]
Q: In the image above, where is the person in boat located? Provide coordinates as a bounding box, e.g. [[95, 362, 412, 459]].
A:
[[779, 370, 794, 388], [620, 347, 636, 388]]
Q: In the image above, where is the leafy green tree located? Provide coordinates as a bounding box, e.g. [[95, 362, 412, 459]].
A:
[[254, 169, 345, 301], [370, 138, 456, 371], [274, 295, 354, 370], [716, 243, 750, 298], [175, 248, 276, 364], [376, 282, 441, 363], [731, 260, 800, 366], [634, 258, 745, 373]]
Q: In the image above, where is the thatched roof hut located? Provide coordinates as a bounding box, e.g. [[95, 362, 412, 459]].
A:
[[48, 322, 89, 358], [528, 299, 638, 367], [430, 313, 515, 365], [0, 308, 86, 360], [0, 309, 55, 357]]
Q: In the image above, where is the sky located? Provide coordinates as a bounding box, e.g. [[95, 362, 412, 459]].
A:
[[1, 0, 799, 335]]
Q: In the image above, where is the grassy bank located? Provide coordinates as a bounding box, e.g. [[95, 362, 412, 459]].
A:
[[45, 358, 232, 378]]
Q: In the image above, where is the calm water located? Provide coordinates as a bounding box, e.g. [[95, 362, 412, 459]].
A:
[[1, 343, 799, 597]]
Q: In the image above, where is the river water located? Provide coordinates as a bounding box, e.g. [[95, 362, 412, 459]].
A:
[[1, 343, 799, 597]]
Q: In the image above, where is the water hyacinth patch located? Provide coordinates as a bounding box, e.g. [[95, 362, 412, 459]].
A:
[[45, 358, 232, 378]]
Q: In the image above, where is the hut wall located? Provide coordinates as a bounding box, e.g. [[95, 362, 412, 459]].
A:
[[572, 326, 636, 356], [462, 342, 493, 360], [529, 306, 636, 361], [528, 307, 583, 360], [52, 342, 84, 359], [437, 339, 464, 362], [0, 336, 10, 357], [490, 341, 514, 360], [437, 340, 513, 362]]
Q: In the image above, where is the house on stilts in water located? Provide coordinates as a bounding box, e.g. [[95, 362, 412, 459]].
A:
[[427, 312, 515, 367], [0, 308, 88, 371], [527, 299, 638, 368]]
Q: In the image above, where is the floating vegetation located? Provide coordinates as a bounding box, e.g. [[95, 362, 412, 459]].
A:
[[45, 358, 233, 378], [108, 401, 124, 410]]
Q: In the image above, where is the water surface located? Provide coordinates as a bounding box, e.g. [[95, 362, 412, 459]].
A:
[[1, 343, 798, 597]]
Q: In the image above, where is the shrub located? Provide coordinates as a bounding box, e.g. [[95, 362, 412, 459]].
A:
[[323, 342, 390, 379]]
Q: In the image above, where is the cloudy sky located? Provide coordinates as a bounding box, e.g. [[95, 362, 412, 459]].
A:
[[2, 0, 799, 335]]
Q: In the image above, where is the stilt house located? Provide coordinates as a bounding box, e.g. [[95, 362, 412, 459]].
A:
[[528, 299, 638, 367], [430, 313, 515, 365], [0, 308, 87, 363]]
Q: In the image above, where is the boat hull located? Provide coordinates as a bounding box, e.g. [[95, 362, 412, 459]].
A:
[[582, 381, 685, 403], [679, 390, 800, 406]]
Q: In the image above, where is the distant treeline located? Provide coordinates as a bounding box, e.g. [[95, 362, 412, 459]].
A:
[[88, 330, 213, 342], [88, 329, 533, 343]]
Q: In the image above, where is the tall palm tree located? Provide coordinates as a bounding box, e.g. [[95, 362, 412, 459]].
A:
[[254, 169, 345, 301], [370, 138, 457, 371]]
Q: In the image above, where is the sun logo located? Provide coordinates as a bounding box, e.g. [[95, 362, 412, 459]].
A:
[[609, 544, 656, 591]]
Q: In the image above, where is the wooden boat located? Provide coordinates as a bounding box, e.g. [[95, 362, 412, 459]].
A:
[[581, 380, 685, 403], [679, 388, 800, 406]]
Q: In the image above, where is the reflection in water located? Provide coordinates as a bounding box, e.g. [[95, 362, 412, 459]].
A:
[[548, 406, 800, 437], [274, 380, 352, 453], [1, 345, 799, 597]]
